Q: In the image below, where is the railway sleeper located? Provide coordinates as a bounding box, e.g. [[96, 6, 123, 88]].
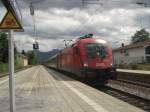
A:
[[107, 80, 150, 100]]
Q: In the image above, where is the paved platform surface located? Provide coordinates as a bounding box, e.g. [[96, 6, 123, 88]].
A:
[[117, 69, 150, 75], [0, 66, 145, 112]]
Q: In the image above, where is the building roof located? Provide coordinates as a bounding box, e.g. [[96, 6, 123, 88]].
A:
[[113, 41, 150, 52], [18, 53, 27, 59]]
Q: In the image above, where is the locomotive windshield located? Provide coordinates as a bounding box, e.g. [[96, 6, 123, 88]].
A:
[[85, 43, 107, 58]]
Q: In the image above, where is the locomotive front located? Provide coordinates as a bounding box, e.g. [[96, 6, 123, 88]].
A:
[[79, 37, 115, 81]]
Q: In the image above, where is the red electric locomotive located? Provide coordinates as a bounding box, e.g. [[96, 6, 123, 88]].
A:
[[47, 34, 116, 82]]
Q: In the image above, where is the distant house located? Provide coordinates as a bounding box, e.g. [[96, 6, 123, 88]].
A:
[[113, 41, 150, 65], [17, 54, 28, 66]]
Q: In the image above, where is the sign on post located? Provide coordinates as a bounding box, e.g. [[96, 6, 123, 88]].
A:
[[0, 0, 23, 30], [0, 10, 22, 29], [0, 0, 23, 112]]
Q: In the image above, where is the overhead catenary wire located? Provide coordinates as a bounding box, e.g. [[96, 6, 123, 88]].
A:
[[32, 14, 37, 42], [29, 0, 46, 43], [79, 0, 106, 36], [14, 0, 23, 22], [29, 0, 38, 43]]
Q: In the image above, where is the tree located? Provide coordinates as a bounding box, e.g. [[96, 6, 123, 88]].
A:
[[0, 32, 18, 63], [27, 51, 38, 65], [131, 28, 150, 43], [0, 33, 8, 63]]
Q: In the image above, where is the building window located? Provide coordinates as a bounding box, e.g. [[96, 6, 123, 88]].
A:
[[125, 52, 129, 56], [145, 46, 150, 63], [145, 46, 150, 54], [146, 56, 150, 63]]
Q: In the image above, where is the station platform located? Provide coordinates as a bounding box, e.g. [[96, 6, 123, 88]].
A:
[[116, 69, 150, 84], [117, 69, 150, 75], [0, 66, 145, 112]]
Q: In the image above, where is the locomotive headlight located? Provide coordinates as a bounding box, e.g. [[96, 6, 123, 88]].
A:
[[83, 62, 88, 67], [110, 63, 113, 66]]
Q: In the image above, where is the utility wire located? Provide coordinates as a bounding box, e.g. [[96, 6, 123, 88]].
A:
[[14, 0, 23, 22], [32, 14, 37, 42]]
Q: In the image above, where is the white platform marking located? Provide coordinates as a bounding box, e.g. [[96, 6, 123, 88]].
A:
[[63, 81, 109, 112], [52, 72, 109, 112], [0, 78, 9, 85]]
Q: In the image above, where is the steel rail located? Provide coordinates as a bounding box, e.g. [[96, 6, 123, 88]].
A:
[[107, 79, 150, 100]]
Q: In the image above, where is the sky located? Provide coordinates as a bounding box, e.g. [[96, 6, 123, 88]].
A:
[[1, 0, 150, 52]]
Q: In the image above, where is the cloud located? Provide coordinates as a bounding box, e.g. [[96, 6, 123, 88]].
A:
[[0, 1, 7, 22], [12, 0, 150, 51]]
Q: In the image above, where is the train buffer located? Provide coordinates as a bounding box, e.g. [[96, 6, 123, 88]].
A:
[[0, 66, 145, 112]]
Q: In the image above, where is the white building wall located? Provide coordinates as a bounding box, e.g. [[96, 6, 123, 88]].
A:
[[128, 47, 145, 57], [113, 47, 145, 65], [23, 59, 28, 66]]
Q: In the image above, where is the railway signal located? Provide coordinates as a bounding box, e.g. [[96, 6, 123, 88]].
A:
[[33, 42, 39, 49], [0, 0, 23, 112]]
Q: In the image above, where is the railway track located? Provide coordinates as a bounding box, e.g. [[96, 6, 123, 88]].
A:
[[68, 76, 150, 111], [114, 79, 150, 88], [79, 77, 150, 112], [93, 86, 150, 112], [86, 79, 150, 112], [116, 71, 150, 85], [107, 79, 150, 100]]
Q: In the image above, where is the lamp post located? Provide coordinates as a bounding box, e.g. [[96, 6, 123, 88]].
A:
[[29, 0, 46, 64]]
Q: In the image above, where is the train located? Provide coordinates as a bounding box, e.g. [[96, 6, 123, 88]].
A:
[[45, 34, 116, 83]]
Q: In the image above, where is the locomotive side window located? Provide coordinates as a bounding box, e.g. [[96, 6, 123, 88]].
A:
[[85, 43, 107, 58]]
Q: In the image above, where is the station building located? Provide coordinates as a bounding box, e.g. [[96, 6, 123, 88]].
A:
[[17, 54, 28, 67], [113, 41, 150, 65]]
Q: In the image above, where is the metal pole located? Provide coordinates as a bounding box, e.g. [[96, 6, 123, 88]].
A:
[[8, 30, 16, 112]]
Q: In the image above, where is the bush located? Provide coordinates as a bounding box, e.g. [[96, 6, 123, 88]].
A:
[[129, 63, 138, 70], [117, 63, 150, 71], [118, 64, 129, 69], [0, 63, 8, 74], [137, 64, 150, 71]]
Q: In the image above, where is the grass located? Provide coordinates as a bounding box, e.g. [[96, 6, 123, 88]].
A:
[[0, 61, 24, 75], [0, 63, 8, 75], [0, 63, 8, 73], [0, 62, 31, 77]]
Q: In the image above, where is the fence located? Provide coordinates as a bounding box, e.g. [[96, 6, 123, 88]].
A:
[[114, 56, 145, 65]]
